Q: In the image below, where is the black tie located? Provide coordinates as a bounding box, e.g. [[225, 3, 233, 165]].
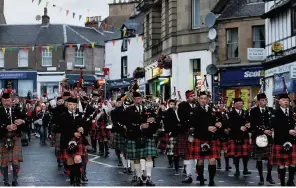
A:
[[6, 108, 10, 118], [261, 109, 265, 114], [285, 109, 288, 116]]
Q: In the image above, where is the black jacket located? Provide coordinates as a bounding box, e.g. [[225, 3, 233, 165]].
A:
[[163, 108, 181, 137], [228, 109, 250, 140]]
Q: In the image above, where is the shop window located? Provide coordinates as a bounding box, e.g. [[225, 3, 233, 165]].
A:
[[75, 49, 84, 67], [121, 56, 128, 78], [18, 80, 33, 97], [253, 26, 265, 48], [226, 28, 239, 58], [0, 51, 4, 67], [18, 50, 28, 67], [42, 48, 52, 67], [192, 0, 200, 29]]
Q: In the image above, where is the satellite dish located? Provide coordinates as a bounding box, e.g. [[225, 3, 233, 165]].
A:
[[208, 28, 217, 40], [206, 64, 218, 75], [36, 15, 41, 21], [205, 12, 216, 28], [209, 42, 216, 52]]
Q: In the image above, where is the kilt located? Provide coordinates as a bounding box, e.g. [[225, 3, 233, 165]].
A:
[[166, 137, 176, 156], [220, 141, 228, 152], [157, 133, 169, 151], [227, 139, 249, 158], [125, 139, 158, 160], [54, 133, 61, 158], [270, 144, 296, 166], [61, 138, 87, 160], [251, 140, 272, 160], [173, 133, 189, 158], [113, 132, 126, 151], [91, 129, 99, 140], [98, 125, 112, 142], [0, 137, 23, 167], [187, 138, 220, 160]]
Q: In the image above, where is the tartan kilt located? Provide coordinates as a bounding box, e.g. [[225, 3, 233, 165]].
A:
[[125, 139, 158, 160], [173, 133, 189, 158], [0, 137, 23, 167], [61, 138, 87, 159], [157, 133, 169, 150], [227, 139, 249, 158], [270, 144, 296, 166], [188, 138, 220, 160], [98, 126, 112, 142], [113, 133, 126, 151], [166, 137, 176, 156], [54, 133, 61, 158], [250, 139, 272, 160], [220, 140, 228, 152], [91, 129, 99, 140]]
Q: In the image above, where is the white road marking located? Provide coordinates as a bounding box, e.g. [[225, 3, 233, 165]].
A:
[[89, 156, 100, 161], [249, 182, 254, 184], [89, 160, 115, 167]]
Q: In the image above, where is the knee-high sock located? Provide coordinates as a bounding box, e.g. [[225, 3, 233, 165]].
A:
[[288, 166, 296, 182], [208, 165, 216, 183], [225, 156, 230, 168], [279, 168, 286, 186], [81, 158, 87, 176], [115, 149, 121, 162], [134, 163, 141, 178], [173, 156, 179, 171], [140, 159, 146, 171], [120, 154, 127, 168], [2, 166, 8, 183], [234, 157, 240, 172], [257, 161, 263, 180], [69, 165, 75, 183], [127, 160, 131, 168], [184, 160, 192, 176], [74, 163, 82, 182], [12, 164, 20, 182], [267, 161, 272, 178], [243, 157, 249, 172], [197, 164, 204, 181], [99, 142, 104, 152], [145, 161, 153, 177], [104, 141, 109, 152], [91, 139, 97, 150], [217, 158, 221, 167], [167, 155, 173, 165]]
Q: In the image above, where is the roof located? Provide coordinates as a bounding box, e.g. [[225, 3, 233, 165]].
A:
[[122, 12, 145, 35], [0, 24, 108, 46], [213, 0, 265, 20]]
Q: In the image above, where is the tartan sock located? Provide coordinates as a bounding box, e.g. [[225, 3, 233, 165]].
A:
[[267, 161, 272, 179], [134, 163, 141, 178], [2, 166, 8, 183], [167, 155, 173, 166], [279, 168, 286, 186], [208, 165, 216, 183], [145, 161, 153, 177], [257, 161, 264, 180], [104, 141, 109, 152], [288, 166, 296, 182], [120, 154, 127, 168], [173, 156, 179, 171]]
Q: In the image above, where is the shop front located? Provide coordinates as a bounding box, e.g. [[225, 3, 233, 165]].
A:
[[37, 72, 65, 100], [219, 66, 264, 108], [0, 71, 37, 97], [106, 78, 134, 99], [65, 74, 98, 94]]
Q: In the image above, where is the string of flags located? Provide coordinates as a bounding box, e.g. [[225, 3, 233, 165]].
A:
[[0, 43, 100, 54], [110, 35, 145, 46]]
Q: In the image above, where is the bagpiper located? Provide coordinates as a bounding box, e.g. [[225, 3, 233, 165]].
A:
[[0, 93, 26, 186], [227, 97, 251, 177], [249, 93, 275, 185], [270, 93, 296, 186]]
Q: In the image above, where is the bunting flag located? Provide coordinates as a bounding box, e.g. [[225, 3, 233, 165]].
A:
[[24, 47, 27, 52], [32, 0, 35, 2], [112, 40, 116, 46], [2, 48, 5, 54], [54, 45, 58, 52], [66, 10, 69, 16], [79, 15, 82, 21], [32, 46, 35, 51], [61, 45, 65, 51], [136, 37, 139, 43], [91, 42, 95, 48], [123, 28, 127, 37], [45, 1, 49, 7], [69, 44, 73, 49], [83, 44, 88, 49], [73, 13, 76, 18], [9, 48, 13, 53], [127, 39, 131, 45], [46, 46, 50, 51], [77, 44, 81, 50], [38, 46, 42, 53], [38, 0, 42, 5]]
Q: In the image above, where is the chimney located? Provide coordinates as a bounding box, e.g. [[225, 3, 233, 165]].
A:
[[85, 16, 100, 28], [42, 7, 50, 25]]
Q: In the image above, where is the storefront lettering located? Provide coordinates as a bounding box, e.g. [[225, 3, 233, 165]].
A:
[[244, 70, 263, 78], [0, 73, 27, 79], [265, 62, 296, 77]]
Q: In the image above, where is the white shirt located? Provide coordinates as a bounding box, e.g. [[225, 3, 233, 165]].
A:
[[235, 109, 241, 115], [259, 107, 265, 113], [280, 107, 289, 116]]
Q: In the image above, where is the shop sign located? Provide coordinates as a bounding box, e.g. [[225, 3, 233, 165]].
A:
[[247, 48, 266, 61], [67, 62, 73, 70], [0, 72, 27, 79], [291, 65, 296, 79], [152, 67, 162, 78], [265, 62, 296, 77], [271, 42, 283, 53], [244, 70, 264, 78]]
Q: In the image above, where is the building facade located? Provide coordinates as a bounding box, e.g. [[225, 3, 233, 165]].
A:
[[138, 0, 219, 100], [213, 0, 265, 108], [0, 8, 106, 98], [261, 0, 296, 107]]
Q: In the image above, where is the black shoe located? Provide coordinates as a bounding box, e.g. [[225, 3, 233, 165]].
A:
[[266, 177, 275, 184], [134, 178, 144, 186], [128, 167, 132, 174], [132, 176, 137, 182], [208, 181, 215, 186], [196, 176, 207, 181], [167, 164, 173, 168], [234, 171, 240, 177], [11, 181, 18, 186], [182, 176, 192, 184], [118, 162, 123, 166], [226, 166, 232, 171], [76, 178, 81, 186], [146, 177, 155, 186], [99, 151, 104, 156], [258, 179, 264, 186], [82, 175, 88, 182], [287, 180, 295, 186], [217, 165, 222, 170], [243, 170, 251, 175], [3, 182, 10, 186], [105, 151, 110, 157], [123, 168, 128, 174]]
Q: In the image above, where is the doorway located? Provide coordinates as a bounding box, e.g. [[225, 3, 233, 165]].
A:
[[4, 80, 15, 89]]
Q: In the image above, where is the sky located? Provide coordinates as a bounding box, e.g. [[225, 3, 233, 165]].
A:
[[4, 0, 112, 26]]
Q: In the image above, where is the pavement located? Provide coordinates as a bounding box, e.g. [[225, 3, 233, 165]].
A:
[[1, 137, 285, 186]]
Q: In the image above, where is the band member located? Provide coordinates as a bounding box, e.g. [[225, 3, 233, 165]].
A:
[[34, 103, 51, 145], [187, 91, 221, 186], [227, 98, 251, 177], [270, 93, 296, 186], [96, 103, 110, 156], [125, 92, 158, 186], [249, 93, 275, 185], [59, 97, 86, 186], [215, 102, 232, 171], [90, 93, 100, 153], [0, 93, 26, 186], [163, 99, 181, 173], [178, 90, 197, 184]]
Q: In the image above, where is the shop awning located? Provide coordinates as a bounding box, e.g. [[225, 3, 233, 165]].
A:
[[65, 74, 97, 86], [159, 78, 169, 85], [107, 78, 134, 90]]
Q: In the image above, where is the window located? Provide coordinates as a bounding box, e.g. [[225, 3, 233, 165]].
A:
[[292, 7, 296, 34], [42, 49, 52, 66], [75, 49, 84, 66], [121, 39, 128, 52], [192, 59, 201, 90], [18, 50, 28, 67], [0, 51, 4, 67], [18, 80, 33, 97], [247, 0, 262, 3], [253, 26, 265, 48], [226, 28, 239, 58], [192, 0, 200, 29], [121, 56, 128, 78]]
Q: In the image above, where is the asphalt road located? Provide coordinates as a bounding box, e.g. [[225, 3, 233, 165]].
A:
[[1, 137, 285, 186]]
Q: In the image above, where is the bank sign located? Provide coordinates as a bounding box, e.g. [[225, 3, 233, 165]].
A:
[[220, 67, 264, 83], [244, 70, 264, 78]]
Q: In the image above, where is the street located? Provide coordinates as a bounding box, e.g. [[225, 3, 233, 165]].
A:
[[2, 137, 283, 186]]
